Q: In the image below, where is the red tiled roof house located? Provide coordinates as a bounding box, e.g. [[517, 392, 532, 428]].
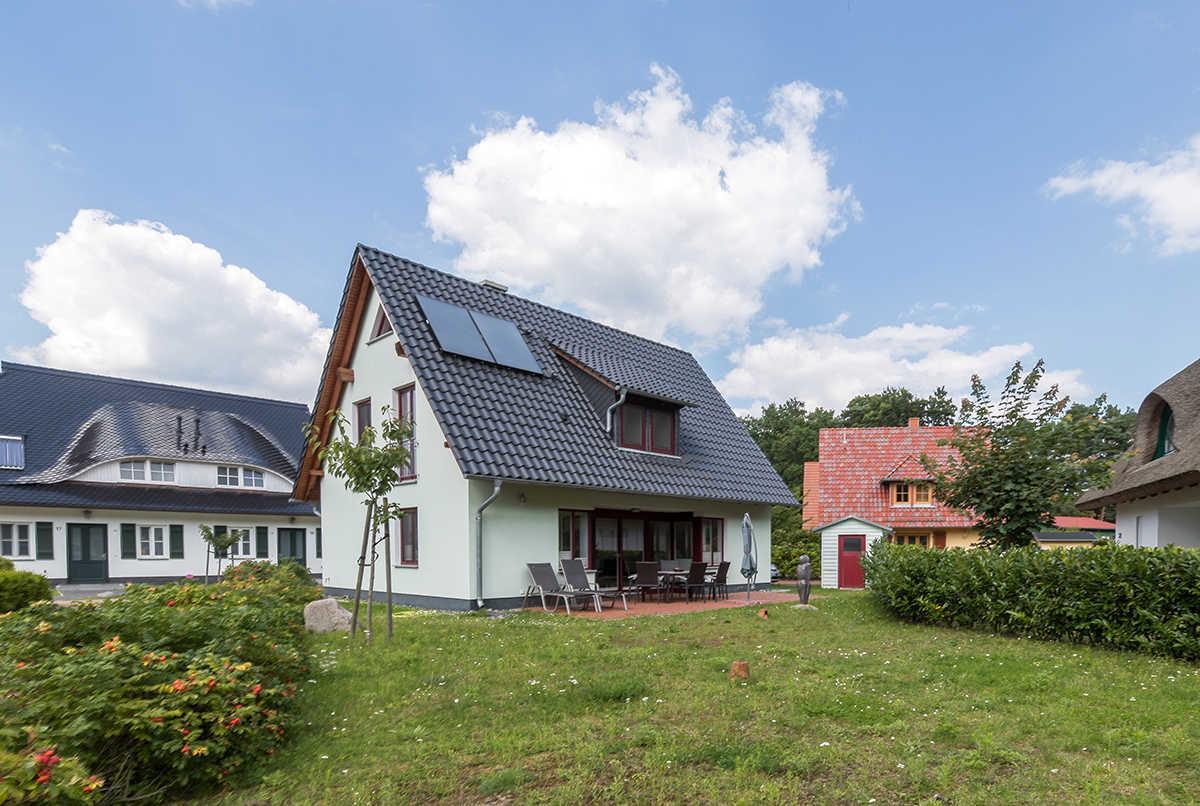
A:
[[804, 418, 980, 589]]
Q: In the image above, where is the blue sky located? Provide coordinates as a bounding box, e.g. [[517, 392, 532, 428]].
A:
[[1, 1, 1198, 408]]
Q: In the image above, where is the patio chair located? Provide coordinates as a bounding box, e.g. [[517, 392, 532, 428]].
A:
[[681, 561, 710, 602], [708, 561, 730, 600], [561, 559, 628, 611], [524, 563, 599, 614], [633, 561, 669, 603]]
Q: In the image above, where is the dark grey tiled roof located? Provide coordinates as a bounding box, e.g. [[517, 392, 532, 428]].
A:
[[358, 246, 797, 506], [0, 363, 310, 497], [554, 341, 694, 405], [0, 481, 315, 517]]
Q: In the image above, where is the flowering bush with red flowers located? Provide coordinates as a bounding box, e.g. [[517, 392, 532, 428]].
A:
[[0, 564, 319, 801], [0, 728, 102, 803]]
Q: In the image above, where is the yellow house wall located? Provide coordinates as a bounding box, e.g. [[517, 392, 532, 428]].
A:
[[943, 529, 979, 549]]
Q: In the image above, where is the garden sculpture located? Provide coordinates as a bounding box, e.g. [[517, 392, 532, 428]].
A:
[[796, 555, 812, 605]]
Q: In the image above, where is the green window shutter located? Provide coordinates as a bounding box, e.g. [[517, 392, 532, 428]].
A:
[[35, 522, 53, 560], [120, 523, 137, 559], [169, 525, 184, 559], [255, 526, 269, 558], [316, 527, 322, 559], [214, 525, 228, 558]]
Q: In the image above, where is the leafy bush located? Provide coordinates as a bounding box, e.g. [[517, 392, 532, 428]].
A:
[[0, 556, 14, 571], [771, 507, 821, 579], [864, 542, 1200, 660], [0, 728, 102, 803], [0, 571, 54, 613], [0, 564, 320, 801]]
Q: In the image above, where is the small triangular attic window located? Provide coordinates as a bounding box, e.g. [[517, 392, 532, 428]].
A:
[[370, 305, 393, 340]]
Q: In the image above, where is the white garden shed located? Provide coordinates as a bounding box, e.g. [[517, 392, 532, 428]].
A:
[[819, 516, 892, 590]]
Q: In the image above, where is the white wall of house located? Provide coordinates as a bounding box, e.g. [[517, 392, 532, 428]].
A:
[[820, 518, 888, 589], [0, 505, 319, 582], [74, 459, 292, 492], [1115, 487, 1200, 548], [468, 479, 773, 604], [317, 285, 472, 602]]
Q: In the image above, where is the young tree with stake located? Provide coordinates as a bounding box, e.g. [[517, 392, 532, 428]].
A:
[[306, 406, 412, 640]]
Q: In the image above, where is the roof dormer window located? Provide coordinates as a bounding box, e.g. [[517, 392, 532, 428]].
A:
[[618, 400, 678, 455], [0, 436, 24, 470], [119, 460, 146, 480], [1154, 404, 1177, 459]]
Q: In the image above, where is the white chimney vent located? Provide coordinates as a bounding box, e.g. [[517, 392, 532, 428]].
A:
[[480, 279, 508, 293]]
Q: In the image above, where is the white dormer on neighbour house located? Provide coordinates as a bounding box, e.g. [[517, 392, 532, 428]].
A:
[[71, 458, 293, 492]]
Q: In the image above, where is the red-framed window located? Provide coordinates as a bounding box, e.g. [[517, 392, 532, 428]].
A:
[[394, 384, 416, 480], [397, 508, 418, 567], [558, 510, 588, 560], [618, 400, 678, 455], [354, 398, 372, 441], [369, 305, 393, 340], [699, 518, 723, 565]]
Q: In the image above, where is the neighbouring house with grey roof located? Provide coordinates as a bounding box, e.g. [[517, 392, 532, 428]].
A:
[[296, 245, 797, 609], [0, 363, 320, 583], [1078, 356, 1200, 549]]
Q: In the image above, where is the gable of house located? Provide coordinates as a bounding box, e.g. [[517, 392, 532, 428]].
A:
[[804, 419, 974, 531], [296, 245, 796, 507]]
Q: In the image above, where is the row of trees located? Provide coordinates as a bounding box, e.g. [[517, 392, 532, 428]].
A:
[[743, 362, 1137, 553]]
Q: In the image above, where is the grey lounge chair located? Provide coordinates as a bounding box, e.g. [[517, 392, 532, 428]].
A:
[[525, 562, 599, 613], [561, 559, 628, 611]]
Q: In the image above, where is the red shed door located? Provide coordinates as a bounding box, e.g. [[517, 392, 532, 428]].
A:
[[838, 535, 866, 588]]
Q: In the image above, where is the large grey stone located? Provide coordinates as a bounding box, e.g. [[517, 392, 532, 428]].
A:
[[304, 598, 352, 633]]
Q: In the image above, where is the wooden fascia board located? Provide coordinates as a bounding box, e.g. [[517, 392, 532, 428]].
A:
[[549, 346, 616, 390], [295, 255, 372, 500]]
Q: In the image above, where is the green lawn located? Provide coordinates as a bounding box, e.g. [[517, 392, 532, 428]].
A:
[[212, 591, 1200, 804]]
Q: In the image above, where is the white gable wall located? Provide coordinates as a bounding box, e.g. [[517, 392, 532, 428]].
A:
[[318, 285, 472, 602], [1115, 487, 1200, 548], [820, 518, 887, 589]]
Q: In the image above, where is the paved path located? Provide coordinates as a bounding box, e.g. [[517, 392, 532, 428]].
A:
[[54, 583, 126, 602]]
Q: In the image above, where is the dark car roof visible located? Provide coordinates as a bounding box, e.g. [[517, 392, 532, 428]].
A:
[[356, 246, 797, 506]]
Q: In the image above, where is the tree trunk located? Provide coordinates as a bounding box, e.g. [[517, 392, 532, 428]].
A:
[[349, 499, 375, 638], [383, 497, 394, 641], [366, 509, 377, 643]]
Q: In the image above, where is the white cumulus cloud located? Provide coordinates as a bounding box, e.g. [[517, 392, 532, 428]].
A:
[[13, 209, 329, 404], [424, 64, 856, 344], [1046, 134, 1200, 255], [717, 317, 1089, 413]]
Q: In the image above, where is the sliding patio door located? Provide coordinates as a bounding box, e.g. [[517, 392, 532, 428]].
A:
[[621, 519, 644, 587], [594, 517, 620, 588]]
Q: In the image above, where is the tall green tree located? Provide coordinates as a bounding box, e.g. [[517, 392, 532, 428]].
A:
[[838, 386, 957, 428], [921, 360, 1092, 549], [741, 399, 839, 491], [1053, 395, 1136, 517]]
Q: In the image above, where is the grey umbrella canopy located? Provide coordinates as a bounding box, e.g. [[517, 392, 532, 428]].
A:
[[740, 513, 758, 600]]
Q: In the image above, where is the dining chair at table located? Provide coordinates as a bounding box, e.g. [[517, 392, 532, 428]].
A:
[[708, 561, 730, 600], [682, 561, 709, 602], [633, 561, 669, 602]]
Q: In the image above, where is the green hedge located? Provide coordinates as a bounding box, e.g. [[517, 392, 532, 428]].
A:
[[0, 562, 320, 801], [769, 506, 821, 579], [0, 571, 54, 613], [863, 542, 1200, 660]]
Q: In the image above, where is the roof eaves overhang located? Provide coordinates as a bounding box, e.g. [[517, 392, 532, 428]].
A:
[[815, 515, 895, 533], [293, 251, 374, 501]]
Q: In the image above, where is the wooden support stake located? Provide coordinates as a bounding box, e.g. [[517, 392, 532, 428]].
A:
[[349, 499, 375, 638], [383, 497, 394, 641], [366, 512, 377, 644]]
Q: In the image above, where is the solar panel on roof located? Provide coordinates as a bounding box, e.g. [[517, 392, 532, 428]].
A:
[[415, 294, 494, 363], [469, 310, 542, 374], [415, 294, 542, 374]]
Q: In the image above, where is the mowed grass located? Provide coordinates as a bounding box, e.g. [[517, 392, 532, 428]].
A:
[[209, 591, 1200, 804]]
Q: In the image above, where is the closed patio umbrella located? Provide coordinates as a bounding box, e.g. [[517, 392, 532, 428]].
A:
[[740, 513, 757, 601]]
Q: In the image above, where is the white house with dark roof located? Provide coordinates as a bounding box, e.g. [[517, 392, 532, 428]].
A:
[[297, 245, 797, 610], [0, 363, 320, 583], [1079, 357, 1200, 548]]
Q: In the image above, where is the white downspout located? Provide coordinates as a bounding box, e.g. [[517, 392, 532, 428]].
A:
[[475, 479, 503, 608], [605, 387, 628, 437]]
